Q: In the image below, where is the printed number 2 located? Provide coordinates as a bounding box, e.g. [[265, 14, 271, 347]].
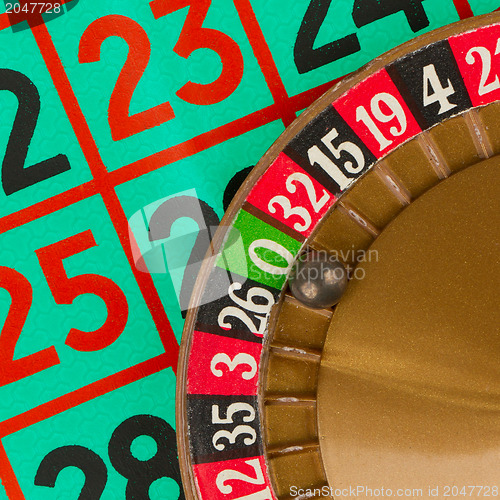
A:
[[0, 267, 60, 387], [79, 15, 176, 142], [295, 0, 360, 74], [295, 0, 429, 74], [0, 69, 71, 195], [148, 196, 220, 317], [35, 446, 107, 500]]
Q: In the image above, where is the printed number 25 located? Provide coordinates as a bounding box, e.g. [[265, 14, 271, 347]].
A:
[[0, 230, 128, 387]]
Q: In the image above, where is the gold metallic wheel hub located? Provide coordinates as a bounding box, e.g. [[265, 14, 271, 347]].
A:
[[319, 158, 500, 495]]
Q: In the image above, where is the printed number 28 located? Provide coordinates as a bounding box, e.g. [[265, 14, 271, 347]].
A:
[[295, 0, 430, 74], [35, 414, 184, 500]]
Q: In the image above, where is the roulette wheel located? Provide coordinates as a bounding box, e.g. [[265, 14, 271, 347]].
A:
[[178, 10, 500, 500], [0, 0, 498, 499]]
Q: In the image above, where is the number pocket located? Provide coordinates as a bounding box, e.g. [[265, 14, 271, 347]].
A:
[[356, 92, 408, 151], [218, 283, 275, 338], [466, 42, 500, 96], [216, 458, 269, 496], [210, 353, 258, 380]]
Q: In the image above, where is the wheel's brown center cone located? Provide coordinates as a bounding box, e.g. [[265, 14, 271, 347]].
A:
[[317, 159, 500, 497]]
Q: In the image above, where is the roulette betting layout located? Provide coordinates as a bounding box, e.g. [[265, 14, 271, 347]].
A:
[[0, 0, 498, 499]]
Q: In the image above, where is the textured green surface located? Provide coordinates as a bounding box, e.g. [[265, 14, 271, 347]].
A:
[[0, 25, 92, 219], [469, 0, 499, 14], [118, 120, 284, 340], [0, 196, 164, 422], [46, 0, 274, 172], [3, 369, 178, 499], [252, 0, 461, 96]]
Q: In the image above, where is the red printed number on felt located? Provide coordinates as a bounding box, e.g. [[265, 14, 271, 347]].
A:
[[0, 230, 128, 386], [0, 267, 60, 387], [149, 0, 244, 105], [246, 153, 336, 237], [36, 230, 128, 352], [79, 15, 176, 142]]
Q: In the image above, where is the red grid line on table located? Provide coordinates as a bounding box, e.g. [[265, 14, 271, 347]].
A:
[[0, 181, 97, 235], [0, 441, 24, 500], [452, 0, 474, 19], [29, 19, 180, 370], [288, 77, 344, 112], [0, 76, 344, 235], [108, 76, 345, 187], [233, 0, 297, 128], [0, 354, 171, 438], [0, 13, 10, 30], [0, 0, 76, 31]]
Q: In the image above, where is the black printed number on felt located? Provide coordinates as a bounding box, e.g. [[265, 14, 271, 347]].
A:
[[294, 0, 361, 74], [35, 415, 184, 500], [0, 69, 71, 196], [353, 0, 429, 32], [295, 0, 429, 74], [148, 196, 220, 318], [35, 446, 107, 500]]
